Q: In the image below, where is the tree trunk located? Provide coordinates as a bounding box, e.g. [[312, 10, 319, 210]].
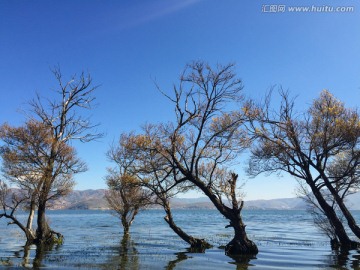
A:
[[225, 210, 258, 255], [188, 175, 258, 255], [26, 197, 36, 235], [36, 199, 51, 244], [121, 214, 130, 235], [26, 206, 35, 232], [334, 197, 360, 240], [309, 181, 358, 249], [35, 160, 63, 244], [22, 244, 31, 267], [163, 201, 211, 250], [123, 224, 130, 235], [321, 175, 360, 240]]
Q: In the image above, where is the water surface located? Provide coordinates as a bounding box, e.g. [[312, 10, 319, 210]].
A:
[[0, 209, 360, 269]]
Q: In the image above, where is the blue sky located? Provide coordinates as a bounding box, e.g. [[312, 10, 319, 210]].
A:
[[0, 0, 359, 200]]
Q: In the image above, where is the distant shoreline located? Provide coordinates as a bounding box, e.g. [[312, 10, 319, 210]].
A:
[[7, 188, 360, 210]]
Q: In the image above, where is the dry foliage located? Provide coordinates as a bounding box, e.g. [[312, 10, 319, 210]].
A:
[[247, 89, 360, 248], [0, 67, 101, 244], [105, 171, 152, 234]]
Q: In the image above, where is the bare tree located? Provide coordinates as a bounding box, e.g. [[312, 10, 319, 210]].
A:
[[105, 171, 152, 235], [0, 68, 101, 245], [31, 68, 102, 244], [143, 61, 257, 255], [246, 89, 360, 249]]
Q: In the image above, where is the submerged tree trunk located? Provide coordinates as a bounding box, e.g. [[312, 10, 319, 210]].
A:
[[36, 200, 63, 245], [36, 200, 51, 244], [122, 220, 130, 236], [35, 162, 63, 244], [334, 196, 360, 241], [309, 181, 358, 249], [22, 244, 31, 267], [224, 209, 258, 255], [121, 208, 138, 235], [321, 175, 360, 241], [189, 174, 258, 255], [163, 201, 211, 250]]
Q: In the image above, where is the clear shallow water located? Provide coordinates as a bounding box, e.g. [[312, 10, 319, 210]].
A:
[[0, 209, 360, 269]]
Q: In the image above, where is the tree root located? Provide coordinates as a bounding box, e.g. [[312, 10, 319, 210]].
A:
[[189, 237, 212, 252], [225, 239, 258, 256], [46, 230, 64, 245]]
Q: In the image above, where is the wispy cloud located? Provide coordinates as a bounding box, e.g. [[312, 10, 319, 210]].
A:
[[116, 0, 203, 31]]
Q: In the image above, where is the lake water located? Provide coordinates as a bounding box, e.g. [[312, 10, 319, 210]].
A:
[[0, 209, 360, 269]]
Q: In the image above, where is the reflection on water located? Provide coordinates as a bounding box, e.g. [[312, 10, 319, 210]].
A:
[[119, 235, 139, 270], [0, 209, 360, 269], [5, 242, 62, 269], [104, 235, 139, 270], [324, 249, 360, 270], [166, 251, 191, 270], [228, 254, 256, 270]]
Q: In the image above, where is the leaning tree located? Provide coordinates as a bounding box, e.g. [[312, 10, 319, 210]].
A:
[[245, 89, 360, 249], [141, 61, 258, 255]]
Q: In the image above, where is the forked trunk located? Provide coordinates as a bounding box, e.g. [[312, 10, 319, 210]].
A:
[[121, 209, 137, 235], [25, 230, 36, 246], [188, 174, 258, 255]]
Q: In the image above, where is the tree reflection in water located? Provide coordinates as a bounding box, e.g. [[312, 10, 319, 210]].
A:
[[32, 242, 59, 268], [11, 242, 61, 268], [167, 246, 213, 270], [326, 248, 360, 269], [104, 234, 140, 270], [227, 253, 256, 270], [6, 238, 360, 269]]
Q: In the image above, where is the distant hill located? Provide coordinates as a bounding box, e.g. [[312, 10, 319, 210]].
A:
[[52, 190, 360, 210], [244, 197, 306, 210], [170, 197, 216, 209], [49, 189, 108, 210], [171, 193, 360, 210], [170, 196, 307, 210], [6, 189, 360, 210]]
